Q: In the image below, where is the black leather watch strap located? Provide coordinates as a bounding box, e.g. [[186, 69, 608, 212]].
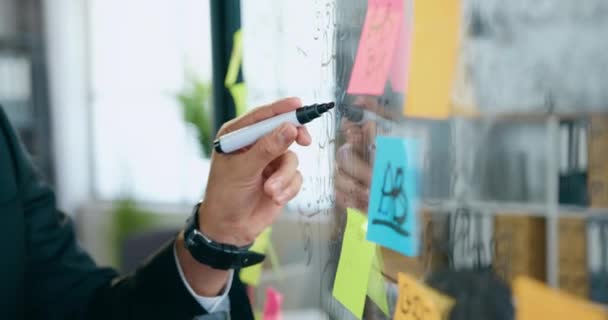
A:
[[183, 202, 265, 270]]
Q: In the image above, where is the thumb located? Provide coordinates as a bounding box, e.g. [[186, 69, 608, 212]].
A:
[[245, 123, 298, 170]]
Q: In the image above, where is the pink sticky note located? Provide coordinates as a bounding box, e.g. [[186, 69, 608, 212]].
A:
[[263, 287, 283, 320], [389, 10, 411, 93], [347, 0, 404, 96]]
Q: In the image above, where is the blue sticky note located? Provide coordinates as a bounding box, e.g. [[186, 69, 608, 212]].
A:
[[366, 136, 419, 257]]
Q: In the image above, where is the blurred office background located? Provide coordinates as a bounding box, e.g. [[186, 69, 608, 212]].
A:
[[0, 1, 336, 317], [0, 0, 218, 272], [2, 0, 608, 319]]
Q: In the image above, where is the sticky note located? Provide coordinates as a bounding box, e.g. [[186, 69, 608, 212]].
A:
[[403, 0, 461, 119], [367, 136, 419, 257], [347, 0, 404, 95], [389, 5, 411, 93], [263, 286, 283, 320], [240, 228, 272, 286], [367, 247, 390, 316], [229, 82, 248, 116], [225, 29, 243, 87], [394, 272, 455, 320], [266, 240, 283, 280], [333, 208, 376, 319], [224, 29, 248, 116], [513, 276, 608, 320]]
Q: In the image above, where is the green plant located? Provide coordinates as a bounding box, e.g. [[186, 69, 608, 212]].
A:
[[176, 73, 213, 157], [110, 198, 158, 267]]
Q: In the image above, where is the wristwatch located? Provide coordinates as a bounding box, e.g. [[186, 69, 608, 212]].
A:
[[183, 201, 266, 270]]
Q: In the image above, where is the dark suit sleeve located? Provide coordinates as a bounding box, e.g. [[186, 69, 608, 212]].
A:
[[0, 108, 253, 319]]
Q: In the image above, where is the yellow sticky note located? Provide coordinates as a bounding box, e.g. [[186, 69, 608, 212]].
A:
[[367, 246, 390, 316], [394, 272, 455, 320], [225, 29, 243, 87], [240, 228, 272, 286], [333, 208, 376, 319], [266, 240, 283, 280], [229, 82, 248, 116], [513, 276, 608, 320], [403, 0, 461, 119]]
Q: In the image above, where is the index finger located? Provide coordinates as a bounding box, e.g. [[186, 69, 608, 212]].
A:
[[219, 97, 302, 135]]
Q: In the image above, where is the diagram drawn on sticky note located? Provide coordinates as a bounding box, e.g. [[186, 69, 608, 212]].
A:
[[347, 0, 404, 96], [394, 272, 455, 320], [367, 136, 419, 257]]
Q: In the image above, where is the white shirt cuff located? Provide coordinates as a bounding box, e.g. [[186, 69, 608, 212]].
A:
[[173, 243, 233, 314]]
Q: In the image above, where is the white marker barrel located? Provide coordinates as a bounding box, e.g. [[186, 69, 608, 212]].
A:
[[216, 111, 300, 154]]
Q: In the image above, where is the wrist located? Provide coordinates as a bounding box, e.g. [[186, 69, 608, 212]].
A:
[[186, 201, 266, 269], [197, 200, 253, 247], [175, 232, 231, 296]]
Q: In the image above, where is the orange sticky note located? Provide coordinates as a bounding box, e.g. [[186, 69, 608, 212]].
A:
[[394, 272, 455, 320], [403, 0, 461, 119], [347, 0, 404, 95], [513, 276, 608, 320]]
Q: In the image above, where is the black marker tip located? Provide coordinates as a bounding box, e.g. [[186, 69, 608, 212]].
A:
[[296, 102, 335, 124], [321, 102, 335, 112]]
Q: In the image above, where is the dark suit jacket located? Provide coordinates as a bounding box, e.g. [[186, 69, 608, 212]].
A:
[[0, 107, 253, 319]]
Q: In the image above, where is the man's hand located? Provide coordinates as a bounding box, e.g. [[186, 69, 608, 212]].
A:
[[200, 97, 311, 246], [335, 97, 379, 212], [335, 121, 375, 212], [176, 97, 311, 297]]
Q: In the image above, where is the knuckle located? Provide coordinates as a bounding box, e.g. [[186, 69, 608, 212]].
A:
[[286, 151, 299, 166], [291, 174, 303, 195], [260, 138, 276, 158], [217, 120, 235, 135]]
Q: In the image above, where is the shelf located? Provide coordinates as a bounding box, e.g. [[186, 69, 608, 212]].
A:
[[420, 199, 608, 218], [421, 199, 548, 216], [450, 110, 605, 122], [558, 206, 608, 218]]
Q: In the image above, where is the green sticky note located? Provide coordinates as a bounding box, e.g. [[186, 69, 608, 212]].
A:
[[240, 228, 272, 286], [225, 29, 243, 87], [229, 82, 248, 116], [333, 208, 376, 319], [266, 240, 283, 280], [367, 247, 389, 316]]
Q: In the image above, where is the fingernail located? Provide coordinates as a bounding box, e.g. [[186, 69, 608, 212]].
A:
[[276, 191, 290, 204]]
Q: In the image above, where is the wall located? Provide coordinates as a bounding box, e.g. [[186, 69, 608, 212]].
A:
[[466, 0, 608, 112]]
